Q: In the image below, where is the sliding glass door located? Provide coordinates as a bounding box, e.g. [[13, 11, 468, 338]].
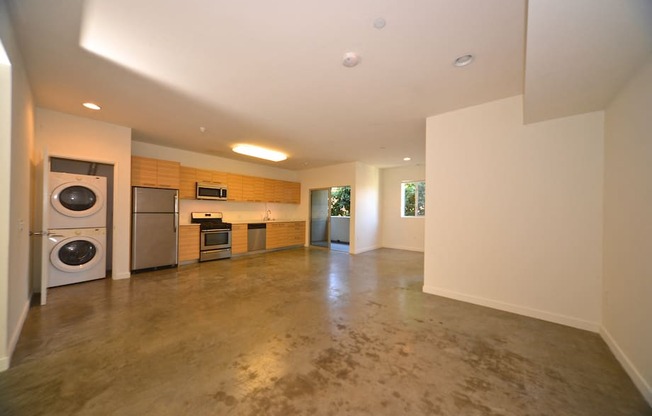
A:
[[310, 188, 330, 248]]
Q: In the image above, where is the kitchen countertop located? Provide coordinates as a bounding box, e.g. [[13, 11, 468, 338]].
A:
[[179, 219, 306, 226], [228, 219, 306, 224]]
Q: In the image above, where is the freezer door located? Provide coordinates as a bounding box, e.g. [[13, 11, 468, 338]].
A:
[[131, 213, 178, 270], [132, 187, 178, 213]]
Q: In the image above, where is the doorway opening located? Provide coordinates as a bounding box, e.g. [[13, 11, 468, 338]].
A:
[[310, 186, 351, 252]]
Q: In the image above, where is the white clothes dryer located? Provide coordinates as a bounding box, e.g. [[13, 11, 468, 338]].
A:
[[48, 227, 106, 287], [49, 172, 107, 229]]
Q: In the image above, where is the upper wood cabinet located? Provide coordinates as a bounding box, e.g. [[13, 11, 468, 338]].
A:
[[131, 156, 180, 189], [174, 161, 301, 203], [226, 174, 243, 201], [179, 166, 197, 199], [242, 175, 265, 202]]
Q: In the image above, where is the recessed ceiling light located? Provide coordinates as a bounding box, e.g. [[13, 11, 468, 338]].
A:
[[403, 157, 411, 161], [453, 54, 474, 67], [82, 102, 101, 110], [342, 52, 360, 68], [199, 127, 206, 133], [233, 144, 287, 162], [373, 18, 386, 29]]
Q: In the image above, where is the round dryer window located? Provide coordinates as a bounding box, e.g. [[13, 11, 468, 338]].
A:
[[51, 182, 105, 218], [51, 236, 105, 272]]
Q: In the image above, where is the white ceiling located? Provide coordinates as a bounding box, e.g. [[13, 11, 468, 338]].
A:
[[524, 0, 652, 124], [5, 0, 652, 170]]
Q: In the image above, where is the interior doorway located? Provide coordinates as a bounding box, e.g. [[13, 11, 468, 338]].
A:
[[309, 186, 351, 252]]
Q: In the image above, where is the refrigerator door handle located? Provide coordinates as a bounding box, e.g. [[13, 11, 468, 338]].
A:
[[174, 193, 178, 233]]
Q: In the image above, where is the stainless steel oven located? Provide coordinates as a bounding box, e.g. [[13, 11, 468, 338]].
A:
[[192, 212, 232, 262]]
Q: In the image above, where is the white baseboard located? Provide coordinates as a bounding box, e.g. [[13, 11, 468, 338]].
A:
[[8, 297, 30, 361], [112, 271, 131, 280], [422, 285, 600, 333], [352, 245, 381, 255], [0, 296, 31, 372], [600, 326, 652, 406], [380, 244, 424, 253]]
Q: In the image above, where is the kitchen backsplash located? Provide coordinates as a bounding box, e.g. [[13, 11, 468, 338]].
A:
[[179, 199, 303, 224]]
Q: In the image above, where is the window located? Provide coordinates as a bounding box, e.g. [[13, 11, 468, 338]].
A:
[[402, 181, 425, 217], [330, 186, 351, 217]]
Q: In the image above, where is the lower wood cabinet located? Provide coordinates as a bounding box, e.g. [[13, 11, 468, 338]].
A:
[[266, 221, 305, 250], [178, 225, 200, 262], [231, 224, 248, 254]]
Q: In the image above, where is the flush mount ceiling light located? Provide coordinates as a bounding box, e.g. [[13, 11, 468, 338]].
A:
[[232, 144, 287, 162], [342, 52, 360, 68], [453, 54, 474, 67], [403, 157, 411, 161], [82, 102, 101, 110]]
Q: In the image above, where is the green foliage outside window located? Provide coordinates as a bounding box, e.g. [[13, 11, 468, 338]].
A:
[[330, 186, 351, 216], [402, 181, 425, 217]]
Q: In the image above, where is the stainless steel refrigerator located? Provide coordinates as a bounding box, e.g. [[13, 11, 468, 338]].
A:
[[131, 187, 179, 271]]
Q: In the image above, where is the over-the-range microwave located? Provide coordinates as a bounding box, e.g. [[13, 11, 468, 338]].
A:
[[196, 182, 228, 200]]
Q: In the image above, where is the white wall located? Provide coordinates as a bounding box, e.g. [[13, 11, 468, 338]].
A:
[[0, 1, 35, 371], [602, 56, 652, 405], [380, 165, 425, 252], [132, 141, 302, 224], [353, 162, 380, 254], [330, 216, 350, 243], [299, 162, 380, 254], [424, 95, 604, 331], [35, 109, 132, 279]]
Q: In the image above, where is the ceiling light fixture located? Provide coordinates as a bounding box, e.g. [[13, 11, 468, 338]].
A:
[[453, 54, 474, 67], [82, 102, 101, 110], [373, 18, 386, 29], [342, 52, 360, 68], [403, 157, 411, 161], [232, 144, 287, 162]]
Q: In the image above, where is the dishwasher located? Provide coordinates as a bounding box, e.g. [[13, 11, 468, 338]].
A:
[[247, 223, 266, 252]]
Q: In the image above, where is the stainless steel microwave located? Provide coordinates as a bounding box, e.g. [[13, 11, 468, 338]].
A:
[[196, 182, 228, 200]]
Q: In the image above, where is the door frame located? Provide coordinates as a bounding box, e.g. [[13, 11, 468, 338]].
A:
[[309, 187, 331, 249]]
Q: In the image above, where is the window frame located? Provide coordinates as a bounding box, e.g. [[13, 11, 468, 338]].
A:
[[401, 180, 426, 218]]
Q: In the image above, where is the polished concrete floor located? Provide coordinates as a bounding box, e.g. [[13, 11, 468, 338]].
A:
[[1, 248, 650, 415]]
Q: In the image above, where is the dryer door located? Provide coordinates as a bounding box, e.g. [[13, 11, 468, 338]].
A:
[[50, 182, 105, 218], [50, 236, 105, 273]]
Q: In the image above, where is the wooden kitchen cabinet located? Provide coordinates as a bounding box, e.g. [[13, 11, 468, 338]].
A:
[[178, 224, 200, 263], [242, 175, 265, 202], [231, 224, 248, 254], [265, 222, 285, 250], [179, 166, 197, 199], [266, 221, 305, 250], [179, 167, 230, 199], [289, 221, 306, 245], [131, 156, 180, 189], [176, 162, 301, 204], [226, 173, 243, 201], [287, 181, 301, 204], [195, 169, 213, 183]]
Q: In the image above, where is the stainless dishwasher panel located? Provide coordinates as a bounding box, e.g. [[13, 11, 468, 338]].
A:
[[247, 223, 266, 252]]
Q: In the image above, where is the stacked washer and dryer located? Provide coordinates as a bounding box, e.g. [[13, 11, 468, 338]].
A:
[[48, 172, 108, 287]]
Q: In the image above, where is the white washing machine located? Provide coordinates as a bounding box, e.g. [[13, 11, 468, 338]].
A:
[[49, 172, 107, 229], [48, 228, 106, 287]]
